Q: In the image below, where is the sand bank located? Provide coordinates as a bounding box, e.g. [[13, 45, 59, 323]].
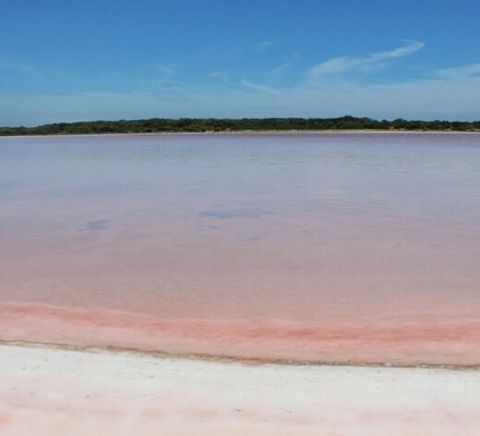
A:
[[0, 344, 479, 435]]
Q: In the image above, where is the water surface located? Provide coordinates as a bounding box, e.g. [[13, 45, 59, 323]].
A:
[[1, 133, 479, 365]]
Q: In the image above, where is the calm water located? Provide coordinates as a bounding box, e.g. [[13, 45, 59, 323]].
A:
[[1, 133, 480, 365]]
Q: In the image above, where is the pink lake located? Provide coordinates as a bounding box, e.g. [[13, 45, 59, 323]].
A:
[[1, 132, 479, 366]]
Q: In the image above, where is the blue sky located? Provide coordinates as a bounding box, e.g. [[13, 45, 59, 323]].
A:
[[1, 0, 479, 125]]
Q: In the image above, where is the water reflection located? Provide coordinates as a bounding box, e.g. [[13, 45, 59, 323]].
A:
[[199, 209, 274, 219], [83, 220, 112, 231]]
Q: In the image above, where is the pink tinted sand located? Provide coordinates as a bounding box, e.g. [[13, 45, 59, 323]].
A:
[[1, 133, 480, 366], [1, 302, 480, 366], [1, 345, 480, 436]]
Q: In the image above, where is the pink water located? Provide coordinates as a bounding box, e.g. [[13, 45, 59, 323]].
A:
[[1, 133, 479, 365]]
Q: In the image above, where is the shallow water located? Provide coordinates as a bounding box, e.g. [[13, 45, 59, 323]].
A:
[[1, 133, 480, 365]]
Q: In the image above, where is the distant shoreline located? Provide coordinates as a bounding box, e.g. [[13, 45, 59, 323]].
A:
[[2, 129, 480, 139], [1, 116, 479, 137]]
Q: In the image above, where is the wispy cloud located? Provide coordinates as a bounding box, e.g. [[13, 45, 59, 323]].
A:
[[434, 63, 480, 78], [241, 79, 281, 94], [209, 70, 230, 83], [272, 61, 292, 77], [256, 39, 274, 52], [307, 40, 425, 78], [0, 61, 40, 78], [153, 63, 177, 79]]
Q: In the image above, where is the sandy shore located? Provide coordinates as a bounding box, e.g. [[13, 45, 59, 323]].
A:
[[0, 345, 479, 435], [2, 303, 480, 368], [0, 304, 480, 368]]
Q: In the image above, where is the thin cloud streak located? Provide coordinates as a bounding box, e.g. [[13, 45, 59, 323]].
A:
[[0, 61, 40, 78], [307, 40, 425, 78], [153, 63, 177, 79], [434, 63, 480, 78], [256, 39, 274, 52], [241, 79, 281, 94], [209, 70, 230, 83], [272, 62, 293, 76]]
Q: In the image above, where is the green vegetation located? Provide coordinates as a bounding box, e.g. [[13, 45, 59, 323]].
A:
[[1, 116, 479, 136]]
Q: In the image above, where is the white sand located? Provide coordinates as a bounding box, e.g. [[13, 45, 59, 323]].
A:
[[0, 345, 479, 435]]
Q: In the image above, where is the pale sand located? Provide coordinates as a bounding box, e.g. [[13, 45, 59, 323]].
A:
[[0, 345, 479, 435]]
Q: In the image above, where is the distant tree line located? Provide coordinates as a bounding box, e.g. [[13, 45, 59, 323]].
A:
[[1, 116, 479, 136]]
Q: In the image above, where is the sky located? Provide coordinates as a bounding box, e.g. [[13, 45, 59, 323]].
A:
[[1, 0, 479, 126]]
